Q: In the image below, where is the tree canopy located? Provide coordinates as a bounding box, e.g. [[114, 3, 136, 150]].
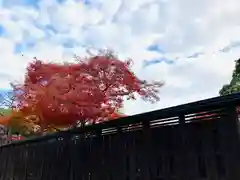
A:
[[219, 58, 240, 96], [1, 50, 163, 136]]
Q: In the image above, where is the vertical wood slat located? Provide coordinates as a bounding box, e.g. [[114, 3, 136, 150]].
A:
[[40, 141, 57, 180], [114, 127, 125, 180], [92, 130, 102, 180], [163, 127, 171, 180], [202, 121, 219, 180], [186, 123, 199, 180], [140, 120, 151, 180], [4, 146, 14, 180], [179, 114, 188, 180], [50, 139, 71, 180], [70, 135, 86, 180]]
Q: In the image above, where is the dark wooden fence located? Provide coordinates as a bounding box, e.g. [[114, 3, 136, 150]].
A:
[[1, 93, 240, 180]]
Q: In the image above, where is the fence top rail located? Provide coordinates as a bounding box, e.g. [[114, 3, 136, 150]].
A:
[[1, 92, 240, 148]]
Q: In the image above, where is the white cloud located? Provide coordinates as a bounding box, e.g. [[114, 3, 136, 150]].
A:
[[0, 0, 239, 115]]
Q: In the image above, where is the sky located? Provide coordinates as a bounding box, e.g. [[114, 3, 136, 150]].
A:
[[0, 0, 239, 115]]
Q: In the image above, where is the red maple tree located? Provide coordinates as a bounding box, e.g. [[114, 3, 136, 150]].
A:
[[11, 51, 163, 129]]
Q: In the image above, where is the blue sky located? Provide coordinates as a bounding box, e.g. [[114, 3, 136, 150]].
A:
[[0, 0, 239, 114]]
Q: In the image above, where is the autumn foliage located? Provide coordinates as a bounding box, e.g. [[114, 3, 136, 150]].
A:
[[0, 115, 12, 126], [5, 51, 163, 134]]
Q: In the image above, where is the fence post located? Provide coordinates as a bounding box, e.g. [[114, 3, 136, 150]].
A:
[[179, 114, 188, 180], [93, 129, 102, 180], [115, 126, 125, 180], [141, 120, 151, 179]]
